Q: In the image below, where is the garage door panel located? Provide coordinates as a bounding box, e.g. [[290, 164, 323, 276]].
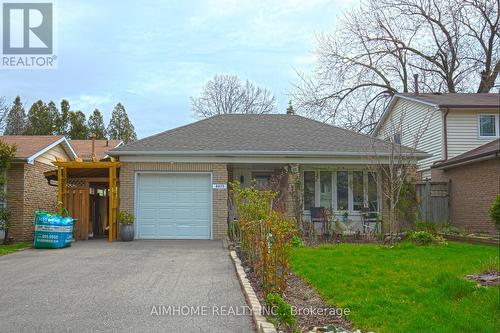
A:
[[140, 175, 160, 186], [139, 224, 158, 238], [139, 208, 158, 219], [158, 192, 176, 203], [176, 223, 210, 231], [137, 173, 211, 240], [179, 208, 209, 219], [138, 192, 159, 204]]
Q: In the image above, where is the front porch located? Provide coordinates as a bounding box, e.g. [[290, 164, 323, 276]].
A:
[[228, 163, 384, 236]]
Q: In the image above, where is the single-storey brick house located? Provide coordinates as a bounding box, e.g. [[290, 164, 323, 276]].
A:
[[108, 114, 426, 240], [432, 139, 500, 235], [1, 136, 77, 241]]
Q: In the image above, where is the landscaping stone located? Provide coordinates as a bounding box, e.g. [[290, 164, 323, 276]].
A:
[[306, 325, 374, 333], [465, 271, 500, 286]]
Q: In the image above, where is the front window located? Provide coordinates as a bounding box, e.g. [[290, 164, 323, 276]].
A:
[[479, 115, 498, 137], [320, 171, 332, 209], [336, 171, 349, 211], [303, 171, 316, 210], [368, 172, 378, 211], [352, 171, 364, 211], [304, 170, 379, 213]]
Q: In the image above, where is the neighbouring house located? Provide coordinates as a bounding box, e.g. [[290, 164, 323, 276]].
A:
[[108, 114, 427, 240], [372, 93, 500, 180], [69, 139, 122, 161], [0, 135, 77, 242], [431, 139, 500, 235]]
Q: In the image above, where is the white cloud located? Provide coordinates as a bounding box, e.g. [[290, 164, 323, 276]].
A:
[[71, 94, 115, 112]]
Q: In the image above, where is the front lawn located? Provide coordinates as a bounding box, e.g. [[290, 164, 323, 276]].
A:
[[0, 242, 31, 255], [291, 242, 499, 333]]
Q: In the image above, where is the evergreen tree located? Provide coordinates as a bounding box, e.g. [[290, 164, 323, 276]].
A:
[[25, 100, 53, 135], [4, 96, 26, 135], [68, 111, 88, 139], [55, 99, 70, 135], [46, 101, 59, 135], [87, 108, 107, 139], [107, 103, 137, 143]]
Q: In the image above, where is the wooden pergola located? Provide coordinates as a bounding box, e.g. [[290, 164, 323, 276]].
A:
[[53, 159, 120, 241]]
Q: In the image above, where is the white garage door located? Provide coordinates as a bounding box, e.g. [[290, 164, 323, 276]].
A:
[[136, 173, 211, 239]]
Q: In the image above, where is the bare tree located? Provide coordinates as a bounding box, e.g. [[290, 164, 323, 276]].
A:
[[368, 102, 433, 236], [0, 97, 8, 133], [191, 74, 276, 118], [291, 0, 500, 133]]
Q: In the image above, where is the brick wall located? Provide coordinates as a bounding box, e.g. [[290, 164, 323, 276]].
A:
[[119, 162, 228, 240], [6, 163, 25, 241], [7, 162, 57, 241], [431, 159, 499, 234]]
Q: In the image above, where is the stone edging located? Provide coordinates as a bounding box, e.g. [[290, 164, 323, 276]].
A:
[[229, 250, 277, 333]]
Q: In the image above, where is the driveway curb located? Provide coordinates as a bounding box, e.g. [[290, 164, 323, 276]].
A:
[[229, 250, 277, 333]]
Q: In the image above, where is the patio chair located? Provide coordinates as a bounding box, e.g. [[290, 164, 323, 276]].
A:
[[360, 208, 380, 240], [310, 207, 330, 240]]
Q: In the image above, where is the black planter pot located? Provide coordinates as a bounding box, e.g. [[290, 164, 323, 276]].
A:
[[120, 224, 134, 241]]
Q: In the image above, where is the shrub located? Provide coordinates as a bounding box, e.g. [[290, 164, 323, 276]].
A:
[[266, 293, 297, 331], [290, 235, 303, 247], [230, 181, 296, 294], [117, 211, 134, 224], [407, 230, 446, 245], [415, 221, 437, 234], [228, 219, 240, 242], [489, 195, 500, 230], [439, 224, 464, 236]]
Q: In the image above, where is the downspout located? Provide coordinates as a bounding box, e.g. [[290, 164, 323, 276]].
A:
[[433, 107, 450, 166], [442, 107, 449, 161]]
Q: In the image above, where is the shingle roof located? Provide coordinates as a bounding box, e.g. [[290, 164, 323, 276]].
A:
[[109, 114, 424, 157], [70, 139, 122, 161], [0, 135, 65, 159], [398, 93, 500, 108], [433, 139, 500, 169]]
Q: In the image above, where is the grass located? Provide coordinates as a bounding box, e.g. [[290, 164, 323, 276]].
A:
[[290, 242, 500, 333], [0, 242, 31, 255]]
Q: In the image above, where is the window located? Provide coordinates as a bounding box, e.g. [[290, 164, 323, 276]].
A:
[[368, 172, 378, 211], [479, 114, 499, 138], [251, 172, 272, 189], [303, 170, 379, 213], [336, 171, 348, 211], [303, 171, 316, 210], [320, 171, 332, 209], [352, 171, 364, 211]]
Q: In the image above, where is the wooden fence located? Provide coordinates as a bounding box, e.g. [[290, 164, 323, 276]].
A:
[[416, 180, 450, 225]]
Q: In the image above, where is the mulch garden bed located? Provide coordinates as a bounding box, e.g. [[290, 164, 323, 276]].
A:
[[242, 258, 352, 333]]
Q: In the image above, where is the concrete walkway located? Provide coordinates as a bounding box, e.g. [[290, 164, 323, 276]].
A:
[[0, 240, 254, 333]]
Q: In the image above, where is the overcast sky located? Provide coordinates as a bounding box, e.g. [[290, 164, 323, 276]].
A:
[[0, 0, 358, 138]]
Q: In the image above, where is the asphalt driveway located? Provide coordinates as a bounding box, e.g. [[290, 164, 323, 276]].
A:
[[0, 240, 254, 333]]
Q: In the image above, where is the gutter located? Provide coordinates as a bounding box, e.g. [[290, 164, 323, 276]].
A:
[[107, 150, 431, 159], [433, 150, 499, 170]]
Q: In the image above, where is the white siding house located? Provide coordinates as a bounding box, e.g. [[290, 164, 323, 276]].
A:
[[447, 109, 500, 158], [373, 93, 500, 179]]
